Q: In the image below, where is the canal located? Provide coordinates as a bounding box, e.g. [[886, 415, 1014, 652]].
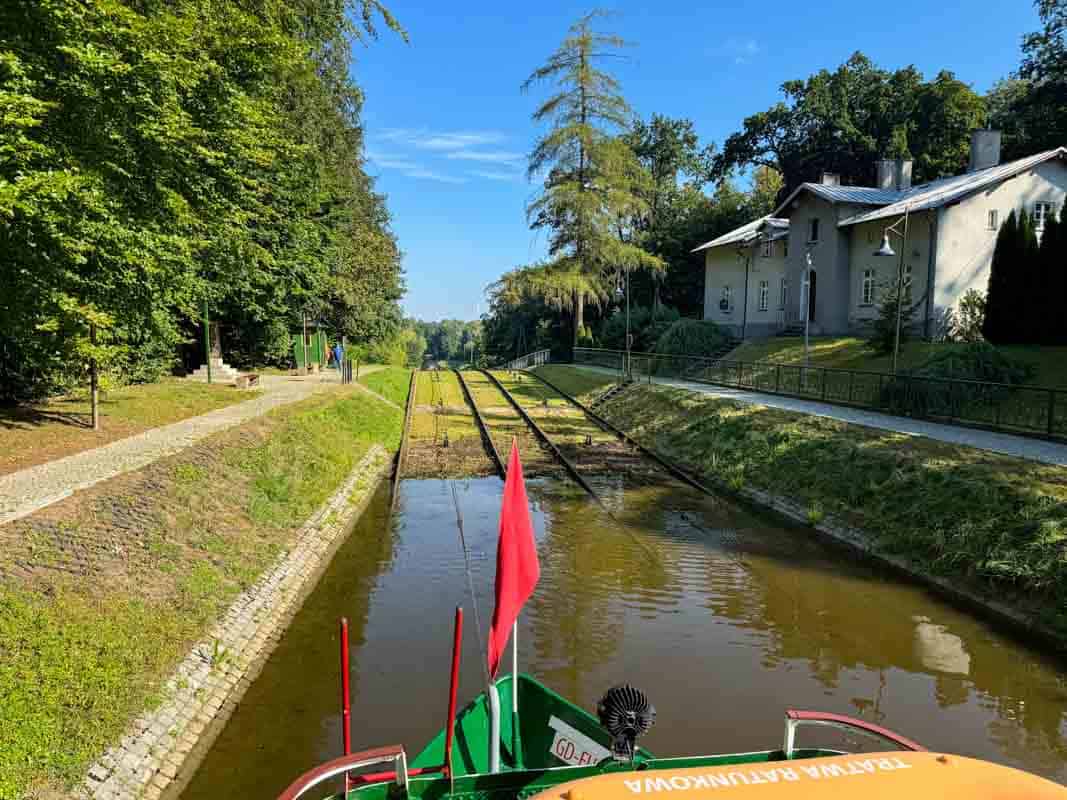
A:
[[181, 471, 1067, 798]]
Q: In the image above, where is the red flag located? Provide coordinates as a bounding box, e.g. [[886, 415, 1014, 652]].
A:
[[487, 439, 541, 679]]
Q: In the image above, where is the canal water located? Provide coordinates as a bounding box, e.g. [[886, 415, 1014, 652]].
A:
[[181, 473, 1067, 798]]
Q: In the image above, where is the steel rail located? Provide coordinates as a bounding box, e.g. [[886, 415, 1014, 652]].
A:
[[525, 369, 722, 500], [390, 369, 418, 513], [454, 369, 506, 479], [479, 369, 608, 509]]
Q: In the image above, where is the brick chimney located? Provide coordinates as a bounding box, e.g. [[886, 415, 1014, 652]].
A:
[[969, 130, 1002, 173]]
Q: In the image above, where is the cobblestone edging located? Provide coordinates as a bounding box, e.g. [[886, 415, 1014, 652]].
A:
[[74, 444, 393, 800]]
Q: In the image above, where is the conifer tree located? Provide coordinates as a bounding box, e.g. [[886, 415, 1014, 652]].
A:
[[1016, 209, 1042, 342], [983, 209, 1018, 343], [1038, 207, 1065, 343], [522, 10, 663, 348]]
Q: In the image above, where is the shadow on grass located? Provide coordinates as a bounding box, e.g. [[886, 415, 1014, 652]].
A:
[[0, 404, 98, 431]]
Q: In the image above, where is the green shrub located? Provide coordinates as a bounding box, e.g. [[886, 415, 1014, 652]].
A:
[[880, 342, 1035, 417], [599, 305, 680, 352], [653, 319, 727, 357]]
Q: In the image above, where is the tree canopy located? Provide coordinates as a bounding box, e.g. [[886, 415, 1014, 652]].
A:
[[0, 0, 405, 401], [713, 52, 986, 195]]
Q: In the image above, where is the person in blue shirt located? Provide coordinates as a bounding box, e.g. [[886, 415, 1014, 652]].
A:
[[333, 342, 343, 370]]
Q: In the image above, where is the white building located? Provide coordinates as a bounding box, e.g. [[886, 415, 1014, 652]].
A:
[[694, 132, 1067, 339]]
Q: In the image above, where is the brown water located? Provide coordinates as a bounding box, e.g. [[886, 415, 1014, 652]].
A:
[[181, 474, 1067, 799]]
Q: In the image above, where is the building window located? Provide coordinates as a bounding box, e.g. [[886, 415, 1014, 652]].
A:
[[719, 285, 732, 313], [988, 209, 999, 230], [1034, 202, 1053, 231], [758, 280, 769, 311], [808, 218, 820, 243], [861, 270, 875, 306], [760, 239, 773, 258], [779, 278, 789, 310]]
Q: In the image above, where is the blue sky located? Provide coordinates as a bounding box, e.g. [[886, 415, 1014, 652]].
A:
[[352, 1, 1042, 322]]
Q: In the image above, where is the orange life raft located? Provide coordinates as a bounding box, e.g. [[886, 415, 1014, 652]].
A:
[[529, 752, 1067, 800]]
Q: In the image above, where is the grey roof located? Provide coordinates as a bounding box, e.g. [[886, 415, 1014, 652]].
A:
[[839, 147, 1067, 227], [691, 216, 790, 252], [772, 183, 899, 216], [691, 216, 767, 252]]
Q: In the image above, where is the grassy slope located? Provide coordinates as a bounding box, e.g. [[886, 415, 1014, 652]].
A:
[[0, 388, 402, 799], [358, 366, 412, 407], [0, 379, 255, 476], [536, 365, 1067, 637], [728, 337, 1067, 387]]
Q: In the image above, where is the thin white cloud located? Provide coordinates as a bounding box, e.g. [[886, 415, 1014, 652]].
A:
[[447, 150, 525, 165], [402, 168, 468, 184], [377, 128, 507, 152], [469, 170, 522, 182], [368, 154, 420, 170]]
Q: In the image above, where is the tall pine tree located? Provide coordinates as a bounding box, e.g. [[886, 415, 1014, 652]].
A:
[[983, 209, 1019, 343], [522, 11, 662, 348]]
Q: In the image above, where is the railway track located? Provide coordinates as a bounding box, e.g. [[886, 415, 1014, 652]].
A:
[[476, 369, 612, 510], [454, 369, 505, 478], [526, 369, 720, 500]]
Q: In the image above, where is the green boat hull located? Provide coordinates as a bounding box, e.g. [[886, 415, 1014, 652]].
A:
[[323, 676, 837, 800]]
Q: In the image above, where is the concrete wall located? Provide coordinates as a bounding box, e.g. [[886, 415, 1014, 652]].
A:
[[934, 158, 1067, 312], [703, 240, 787, 338], [846, 211, 935, 332]]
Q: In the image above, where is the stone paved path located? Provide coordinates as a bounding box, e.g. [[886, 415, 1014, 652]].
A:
[[573, 365, 1067, 467], [0, 373, 356, 527]]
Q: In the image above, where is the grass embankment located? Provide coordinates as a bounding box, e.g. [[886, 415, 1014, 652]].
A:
[[728, 337, 1067, 387], [536, 365, 1067, 637], [0, 379, 255, 476], [358, 366, 412, 407], [0, 387, 402, 799]]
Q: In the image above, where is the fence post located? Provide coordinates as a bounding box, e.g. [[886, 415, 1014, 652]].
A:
[[821, 369, 828, 402], [737, 361, 742, 388], [775, 364, 781, 394], [1048, 389, 1056, 437]]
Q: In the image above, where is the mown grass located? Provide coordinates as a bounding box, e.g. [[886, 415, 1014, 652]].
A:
[[728, 337, 1067, 387], [0, 388, 402, 799], [0, 379, 255, 476], [535, 365, 619, 405], [358, 366, 412, 407], [587, 377, 1067, 636]]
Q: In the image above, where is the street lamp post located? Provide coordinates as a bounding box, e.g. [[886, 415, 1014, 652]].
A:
[[873, 206, 911, 375], [802, 251, 813, 368], [615, 269, 631, 379]]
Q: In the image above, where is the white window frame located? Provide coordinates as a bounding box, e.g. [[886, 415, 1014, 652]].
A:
[[760, 239, 773, 258], [779, 278, 789, 310], [1033, 201, 1053, 231], [758, 280, 769, 311], [720, 285, 733, 314], [808, 218, 820, 243], [987, 209, 999, 230], [861, 269, 875, 306]]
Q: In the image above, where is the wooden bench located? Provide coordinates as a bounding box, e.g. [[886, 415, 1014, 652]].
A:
[[235, 373, 260, 389]]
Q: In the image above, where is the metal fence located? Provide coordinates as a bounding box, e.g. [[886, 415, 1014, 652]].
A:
[[507, 349, 551, 371], [573, 347, 1067, 441]]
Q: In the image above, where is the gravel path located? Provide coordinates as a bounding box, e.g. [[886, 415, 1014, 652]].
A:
[[573, 366, 1067, 467], [0, 374, 349, 527]]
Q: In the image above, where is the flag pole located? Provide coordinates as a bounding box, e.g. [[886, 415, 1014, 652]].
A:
[[512, 621, 522, 768]]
